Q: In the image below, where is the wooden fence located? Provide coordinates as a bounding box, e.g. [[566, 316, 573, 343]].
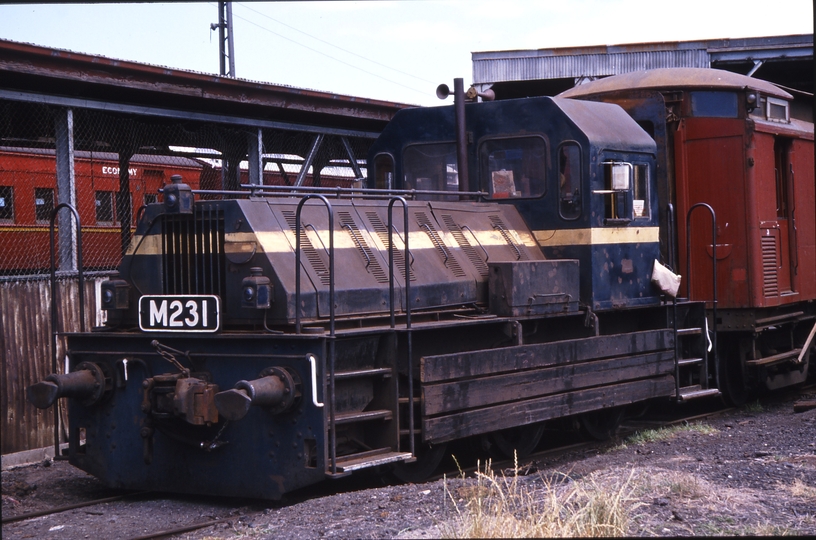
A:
[[1, 277, 105, 455]]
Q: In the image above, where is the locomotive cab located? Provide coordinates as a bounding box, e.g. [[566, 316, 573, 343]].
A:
[[367, 96, 662, 311]]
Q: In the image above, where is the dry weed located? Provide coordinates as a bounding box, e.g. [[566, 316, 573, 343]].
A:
[[439, 455, 640, 538]]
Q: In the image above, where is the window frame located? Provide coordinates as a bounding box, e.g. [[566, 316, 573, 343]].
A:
[[372, 152, 396, 190], [94, 190, 116, 225], [34, 187, 55, 223], [478, 134, 548, 201], [0, 185, 14, 223], [401, 142, 459, 200], [557, 141, 582, 220]]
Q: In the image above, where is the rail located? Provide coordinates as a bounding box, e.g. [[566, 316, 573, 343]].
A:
[[48, 203, 85, 460], [686, 202, 719, 391], [223, 183, 490, 200], [387, 197, 414, 456], [294, 195, 338, 474]]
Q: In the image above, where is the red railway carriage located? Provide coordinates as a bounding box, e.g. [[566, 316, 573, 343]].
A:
[[0, 148, 206, 273], [674, 108, 815, 309], [560, 68, 815, 401]]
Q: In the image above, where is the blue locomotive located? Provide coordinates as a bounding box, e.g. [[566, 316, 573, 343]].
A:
[[28, 79, 714, 500]]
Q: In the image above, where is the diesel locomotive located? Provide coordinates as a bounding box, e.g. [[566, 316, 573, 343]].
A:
[[27, 69, 813, 500]]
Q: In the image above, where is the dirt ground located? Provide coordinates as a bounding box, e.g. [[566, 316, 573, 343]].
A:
[[3, 389, 815, 539]]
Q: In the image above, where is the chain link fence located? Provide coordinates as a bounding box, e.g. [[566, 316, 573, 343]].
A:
[[0, 99, 374, 281]]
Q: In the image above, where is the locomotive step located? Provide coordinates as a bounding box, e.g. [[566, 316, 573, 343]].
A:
[[676, 327, 702, 336], [333, 448, 415, 472], [675, 385, 721, 401], [332, 367, 393, 380], [677, 357, 703, 367], [744, 348, 802, 367], [334, 409, 393, 424]]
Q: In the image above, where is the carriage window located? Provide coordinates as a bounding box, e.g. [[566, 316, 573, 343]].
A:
[[766, 97, 790, 123], [34, 188, 54, 222], [0, 186, 13, 222], [373, 153, 395, 190], [480, 137, 546, 199], [95, 190, 114, 224], [403, 143, 458, 201], [558, 143, 581, 219]]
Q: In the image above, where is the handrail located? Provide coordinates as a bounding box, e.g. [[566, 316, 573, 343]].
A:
[[294, 195, 338, 474], [233, 184, 489, 198], [492, 222, 522, 260], [421, 223, 450, 267], [48, 203, 84, 459], [342, 223, 372, 270], [387, 197, 414, 456], [686, 202, 719, 390], [666, 203, 677, 272], [461, 225, 490, 264]]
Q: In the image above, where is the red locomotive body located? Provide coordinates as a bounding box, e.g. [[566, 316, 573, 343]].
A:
[[0, 148, 206, 273], [561, 68, 815, 400]]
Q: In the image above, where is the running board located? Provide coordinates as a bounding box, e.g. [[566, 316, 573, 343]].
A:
[[675, 385, 721, 401], [332, 449, 415, 473]]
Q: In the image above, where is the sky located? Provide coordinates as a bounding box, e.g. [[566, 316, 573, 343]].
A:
[[0, 1, 812, 106]]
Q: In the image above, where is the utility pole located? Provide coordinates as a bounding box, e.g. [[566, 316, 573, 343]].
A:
[[211, 2, 236, 77]]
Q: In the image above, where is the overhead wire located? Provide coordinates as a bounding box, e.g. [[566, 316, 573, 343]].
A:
[[224, 3, 430, 97], [237, 2, 436, 85]]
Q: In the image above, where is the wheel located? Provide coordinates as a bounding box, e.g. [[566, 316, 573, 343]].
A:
[[489, 423, 546, 459], [579, 406, 625, 441], [392, 443, 447, 483]]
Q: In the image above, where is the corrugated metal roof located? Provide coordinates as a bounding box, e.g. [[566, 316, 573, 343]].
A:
[[473, 34, 813, 85], [474, 49, 710, 83]]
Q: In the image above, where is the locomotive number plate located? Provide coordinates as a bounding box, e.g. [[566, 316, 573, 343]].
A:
[[139, 295, 220, 333]]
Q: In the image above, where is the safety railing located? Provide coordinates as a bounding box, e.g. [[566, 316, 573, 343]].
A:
[[48, 203, 85, 459]]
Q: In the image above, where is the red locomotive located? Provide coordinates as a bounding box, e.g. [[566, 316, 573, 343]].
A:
[[560, 68, 815, 403]]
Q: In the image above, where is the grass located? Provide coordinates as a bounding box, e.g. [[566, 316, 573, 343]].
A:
[[438, 455, 641, 538], [787, 477, 816, 499], [743, 400, 764, 413], [615, 421, 718, 449]]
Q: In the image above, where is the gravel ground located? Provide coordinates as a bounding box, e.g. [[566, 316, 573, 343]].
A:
[[3, 388, 815, 539]]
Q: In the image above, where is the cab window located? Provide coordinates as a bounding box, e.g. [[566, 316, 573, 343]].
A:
[[373, 153, 395, 190], [597, 161, 650, 223], [558, 143, 581, 219], [403, 143, 458, 201], [479, 136, 546, 199]]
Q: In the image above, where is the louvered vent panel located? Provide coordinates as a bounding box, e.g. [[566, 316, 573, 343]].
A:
[[441, 214, 489, 277], [489, 215, 529, 260], [338, 211, 388, 283], [162, 206, 225, 296], [761, 234, 778, 297], [281, 210, 331, 286], [415, 211, 467, 277], [365, 211, 415, 281]]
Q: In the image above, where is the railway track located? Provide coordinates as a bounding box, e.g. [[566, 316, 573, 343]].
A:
[[3, 385, 812, 540]]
